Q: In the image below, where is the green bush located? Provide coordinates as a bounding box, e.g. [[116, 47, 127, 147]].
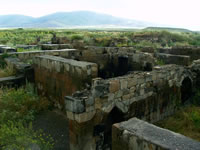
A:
[[0, 84, 53, 149], [70, 34, 84, 41], [156, 59, 165, 66], [190, 110, 200, 128], [0, 121, 54, 150], [0, 85, 50, 124], [0, 53, 10, 68]]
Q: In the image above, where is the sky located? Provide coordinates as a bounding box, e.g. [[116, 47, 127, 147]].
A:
[[0, 0, 200, 30]]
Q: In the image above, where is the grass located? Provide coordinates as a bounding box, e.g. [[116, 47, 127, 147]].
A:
[[0, 29, 200, 49], [0, 83, 54, 150], [17, 47, 41, 52], [156, 59, 165, 66], [155, 105, 200, 141], [0, 66, 15, 78]]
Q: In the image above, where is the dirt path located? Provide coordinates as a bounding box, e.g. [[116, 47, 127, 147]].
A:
[[33, 110, 69, 150]]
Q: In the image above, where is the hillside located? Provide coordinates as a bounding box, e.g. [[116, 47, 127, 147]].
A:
[[0, 11, 154, 28], [145, 27, 192, 33]]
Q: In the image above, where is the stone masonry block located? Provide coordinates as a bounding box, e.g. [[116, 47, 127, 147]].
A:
[[65, 96, 85, 114], [109, 80, 120, 93]]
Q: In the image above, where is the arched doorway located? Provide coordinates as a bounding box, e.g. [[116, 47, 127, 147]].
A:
[[94, 107, 125, 150], [181, 77, 192, 104]]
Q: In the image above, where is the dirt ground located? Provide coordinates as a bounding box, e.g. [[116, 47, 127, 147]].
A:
[[33, 110, 70, 150]]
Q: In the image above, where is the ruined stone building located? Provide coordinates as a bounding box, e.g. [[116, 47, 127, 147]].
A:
[[1, 45, 200, 150]]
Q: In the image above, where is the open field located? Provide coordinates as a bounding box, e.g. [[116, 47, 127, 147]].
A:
[[0, 28, 200, 49]]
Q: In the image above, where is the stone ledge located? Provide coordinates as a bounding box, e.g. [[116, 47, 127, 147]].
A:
[[113, 117, 200, 150]]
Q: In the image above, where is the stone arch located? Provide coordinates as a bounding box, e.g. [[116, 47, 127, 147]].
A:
[[181, 77, 193, 104], [104, 107, 125, 148], [94, 106, 125, 149]]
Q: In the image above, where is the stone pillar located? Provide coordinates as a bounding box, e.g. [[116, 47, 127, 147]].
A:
[[65, 96, 96, 150]]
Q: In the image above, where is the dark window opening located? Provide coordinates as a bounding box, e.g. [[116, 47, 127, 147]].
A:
[[181, 77, 192, 104], [144, 62, 153, 71], [117, 56, 129, 76], [98, 56, 132, 79]]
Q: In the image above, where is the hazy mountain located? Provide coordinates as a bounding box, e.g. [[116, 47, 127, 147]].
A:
[[0, 11, 155, 28], [0, 15, 35, 27], [145, 27, 192, 33]]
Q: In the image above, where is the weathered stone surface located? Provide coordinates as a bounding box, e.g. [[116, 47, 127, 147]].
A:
[[156, 53, 191, 66], [0, 46, 16, 53], [109, 80, 120, 93], [0, 75, 25, 87], [113, 118, 200, 150], [158, 46, 200, 61], [0, 49, 76, 61], [41, 44, 72, 50], [74, 111, 96, 123], [33, 55, 98, 109], [65, 96, 85, 113]]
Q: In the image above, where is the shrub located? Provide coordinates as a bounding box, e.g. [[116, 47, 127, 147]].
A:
[[156, 59, 165, 66], [0, 121, 54, 150], [0, 66, 15, 78], [0, 53, 10, 68], [70, 34, 84, 41], [0, 83, 53, 149], [0, 84, 50, 124]]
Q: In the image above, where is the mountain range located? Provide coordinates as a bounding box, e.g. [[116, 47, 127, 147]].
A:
[[0, 11, 156, 28]]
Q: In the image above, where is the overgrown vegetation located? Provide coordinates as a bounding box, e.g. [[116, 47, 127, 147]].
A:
[[17, 47, 41, 52], [0, 65, 15, 77], [0, 29, 200, 49], [0, 84, 54, 150], [155, 90, 200, 142], [156, 106, 200, 141], [0, 53, 10, 68]]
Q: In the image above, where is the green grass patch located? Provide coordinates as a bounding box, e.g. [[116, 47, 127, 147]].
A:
[[0, 84, 54, 149], [0, 121, 54, 150], [0, 66, 15, 78], [155, 105, 200, 141]]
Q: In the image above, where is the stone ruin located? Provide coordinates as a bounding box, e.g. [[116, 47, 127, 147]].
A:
[[1, 45, 200, 150]]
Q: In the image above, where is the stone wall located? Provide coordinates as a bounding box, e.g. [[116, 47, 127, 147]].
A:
[[5, 58, 34, 82], [0, 49, 76, 61], [63, 47, 155, 78], [33, 55, 98, 109], [0, 48, 155, 79], [65, 64, 194, 150], [41, 44, 73, 50], [158, 46, 200, 60], [66, 64, 192, 123], [156, 53, 191, 66], [0, 75, 25, 87], [0, 45, 16, 53], [112, 118, 200, 150]]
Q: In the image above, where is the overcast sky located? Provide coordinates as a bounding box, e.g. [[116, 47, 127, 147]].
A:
[[0, 0, 199, 30]]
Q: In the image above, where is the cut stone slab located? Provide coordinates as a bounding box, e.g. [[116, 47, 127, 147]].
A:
[[113, 117, 200, 150]]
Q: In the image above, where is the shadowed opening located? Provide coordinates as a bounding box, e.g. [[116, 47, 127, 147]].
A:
[[95, 107, 125, 150], [181, 77, 192, 104]]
